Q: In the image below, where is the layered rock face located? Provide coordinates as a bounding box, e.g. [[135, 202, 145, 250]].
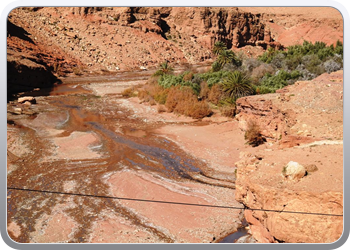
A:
[[234, 71, 343, 243]]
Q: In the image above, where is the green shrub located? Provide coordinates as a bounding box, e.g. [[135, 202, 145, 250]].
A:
[[217, 50, 240, 67], [153, 61, 174, 76], [197, 71, 231, 88], [211, 61, 222, 72], [258, 40, 343, 74], [158, 73, 200, 95], [212, 41, 227, 55], [259, 70, 301, 93]]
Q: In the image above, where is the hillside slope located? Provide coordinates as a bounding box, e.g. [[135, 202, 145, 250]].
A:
[[8, 7, 343, 74]]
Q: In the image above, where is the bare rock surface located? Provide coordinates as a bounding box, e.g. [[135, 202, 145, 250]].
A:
[[234, 71, 343, 243], [236, 70, 343, 143], [107, 169, 242, 243]]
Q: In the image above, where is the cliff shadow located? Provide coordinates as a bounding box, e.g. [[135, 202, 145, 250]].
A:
[[7, 20, 35, 44]]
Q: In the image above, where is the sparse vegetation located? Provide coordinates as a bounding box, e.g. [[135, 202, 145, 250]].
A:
[[153, 61, 174, 76], [136, 40, 342, 121], [121, 87, 136, 98], [244, 120, 265, 147]]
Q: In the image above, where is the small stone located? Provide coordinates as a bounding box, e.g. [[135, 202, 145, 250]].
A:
[[14, 108, 22, 114], [305, 164, 318, 173], [18, 96, 36, 104], [23, 101, 31, 106]]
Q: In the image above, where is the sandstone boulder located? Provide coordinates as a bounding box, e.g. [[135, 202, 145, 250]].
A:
[[282, 161, 306, 181]]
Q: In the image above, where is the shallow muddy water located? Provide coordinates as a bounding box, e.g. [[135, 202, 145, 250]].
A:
[[7, 70, 241, 243], [218, 219, 250, 243]]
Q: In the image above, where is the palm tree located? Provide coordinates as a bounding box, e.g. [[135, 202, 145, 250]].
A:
[[153, 61, 174, 76], [217, 49, 236, 67], [211, 61, 222, 72], [212, 41, 227, 55], [221, 71, 254, 99]]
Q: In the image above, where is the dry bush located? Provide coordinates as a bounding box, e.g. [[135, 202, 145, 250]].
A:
[[121, 87, 135, 98], [199, 81, 210, 99], [208, 84, 222, 104], [165, 86, 212, 119], [72, 67, 83, 76], [165, 86, 191, 112], [138, 82, 168, 104], [186, 101, 212, 119], [147, 76, 160, 85], [183, 71, 194, 81], [149, 99, 157, 106], [157, 105, 167, 113], [220, 105, 236, 117], [251, 63, 275, 84], [244, 120, 265, 147], [138, 89, 151, 101], [153, 86, 169, 104]]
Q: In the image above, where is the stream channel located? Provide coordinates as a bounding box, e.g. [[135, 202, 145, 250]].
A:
[[7, 69, 249, 243]]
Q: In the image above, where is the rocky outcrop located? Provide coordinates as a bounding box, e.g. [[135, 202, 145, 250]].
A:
[[7, 7, 280, 73], [235, 151, 343, 243], [234, 71, 343, 243], [7, 19, 79, 94], [236, 95, 296, 141], [7, 56, 58, 94], [236, 70, 343, 145]]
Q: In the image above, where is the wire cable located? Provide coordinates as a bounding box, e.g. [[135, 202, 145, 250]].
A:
[[7, 187, 343, 217]]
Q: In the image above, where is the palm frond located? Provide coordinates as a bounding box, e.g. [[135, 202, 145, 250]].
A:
[[220, 71, 254, 99]]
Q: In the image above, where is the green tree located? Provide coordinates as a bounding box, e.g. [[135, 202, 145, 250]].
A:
[[221, 71, 254, 99], [153, 61, 174, 76], [211, 61, 222, 72], [217, 50, 236, 67], [212, 41, 227, 55]]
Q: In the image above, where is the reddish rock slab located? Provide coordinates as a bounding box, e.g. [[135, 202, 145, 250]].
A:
[[107, 170, 242, 243], [51, 131, 102, 160]]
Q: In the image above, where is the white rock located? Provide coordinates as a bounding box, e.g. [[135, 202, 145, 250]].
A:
[[14, 108, 22, 114], [282, 161, 306, 181], [18, 96, 36, 104]]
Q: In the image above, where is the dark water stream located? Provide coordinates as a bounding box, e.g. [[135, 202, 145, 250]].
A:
[[218, 219, 250, 243], [7, 69, 241, 243], [219, 227, 248, 243]]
